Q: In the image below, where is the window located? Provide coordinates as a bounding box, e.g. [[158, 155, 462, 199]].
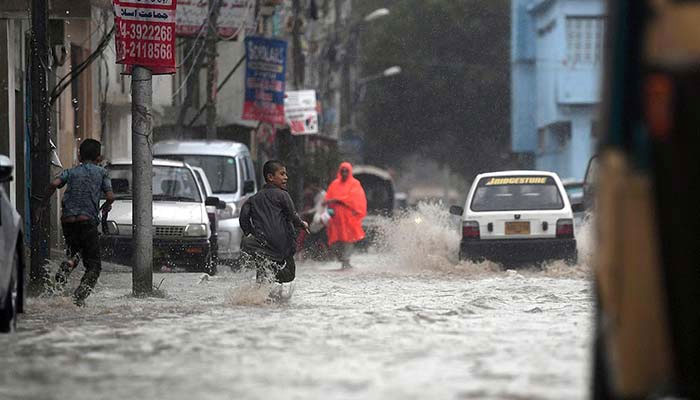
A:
[[470, 176, 565, 212], [108, 165, 202, 203], [160, 155, 239, 194], [566, 16, 605, 66]]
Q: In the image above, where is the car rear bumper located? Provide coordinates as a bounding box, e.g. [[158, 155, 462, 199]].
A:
[[459, 238, 577, 265], [101, 236, 210, 267]]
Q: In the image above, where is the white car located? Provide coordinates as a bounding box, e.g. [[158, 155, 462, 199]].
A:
[[450, 170, 577, 265], [152, 140, 258, 267], [101, 159, 224, 273], [0, 155, 24, 332]]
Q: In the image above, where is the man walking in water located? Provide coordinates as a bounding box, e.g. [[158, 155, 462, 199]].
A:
[[239, 160, 308, 283], [324, 162, 367, 269]]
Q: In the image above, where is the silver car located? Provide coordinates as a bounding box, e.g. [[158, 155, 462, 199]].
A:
[[0, 155, 24, 333]]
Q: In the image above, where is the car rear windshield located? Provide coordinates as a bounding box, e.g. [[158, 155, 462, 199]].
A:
[[158, 155, 238, 194], [107, 165, 202, 203], [470, 176, 564, 212]]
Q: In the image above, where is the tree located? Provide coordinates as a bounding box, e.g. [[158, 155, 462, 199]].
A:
[[356, 0, 511, 178]]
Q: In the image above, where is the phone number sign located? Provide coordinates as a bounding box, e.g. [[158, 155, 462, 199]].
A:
[[114, 0, 177, 74]]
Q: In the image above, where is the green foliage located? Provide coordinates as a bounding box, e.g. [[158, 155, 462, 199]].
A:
[[356, 0, 511, 178]]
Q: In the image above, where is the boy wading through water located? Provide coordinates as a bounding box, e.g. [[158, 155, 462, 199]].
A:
[[239, 160, 309, 284], [37, 139, 114, 306]]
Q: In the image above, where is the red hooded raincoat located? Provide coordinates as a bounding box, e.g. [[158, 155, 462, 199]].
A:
[[325, 162, 367, 245]]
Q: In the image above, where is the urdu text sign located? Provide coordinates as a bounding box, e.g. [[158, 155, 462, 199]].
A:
[[114, 0, 177, 73]]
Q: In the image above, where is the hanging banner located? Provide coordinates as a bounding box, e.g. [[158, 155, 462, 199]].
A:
[[176, 0, 255, 38], [285, 90, 318, 135], [114, 0, 177, 74], [242, 36, 287, 125]]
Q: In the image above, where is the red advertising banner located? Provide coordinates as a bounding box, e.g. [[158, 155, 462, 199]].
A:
[[114, 0, 177, 74]]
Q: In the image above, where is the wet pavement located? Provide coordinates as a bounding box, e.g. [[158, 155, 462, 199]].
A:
[[0, 205, 594, 400]]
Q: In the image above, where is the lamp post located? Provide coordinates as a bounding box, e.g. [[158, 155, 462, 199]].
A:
[[339, 7, 391, 135], [350, 65, 401, 129]]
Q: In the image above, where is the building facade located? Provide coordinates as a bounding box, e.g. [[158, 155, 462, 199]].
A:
[[511, 0, 605, 180], [1, 0, 131, 247]]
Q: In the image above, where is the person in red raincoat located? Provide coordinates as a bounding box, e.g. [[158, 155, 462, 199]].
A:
[[324, 162, 367, 269]]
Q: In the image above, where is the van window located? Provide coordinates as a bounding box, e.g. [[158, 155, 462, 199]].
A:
[[241, 156, 251, 180], [470, 176, 564, 212], [246, 157, 256, 187], [163, 155, 238, 194]]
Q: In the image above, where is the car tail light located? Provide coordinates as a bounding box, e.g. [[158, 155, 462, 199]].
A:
[[556, 219, 574, 238], [462, 221, 480, 239]]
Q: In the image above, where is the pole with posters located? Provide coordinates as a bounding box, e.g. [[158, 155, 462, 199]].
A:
[[114, 0, 177, 295], [130, 65, 153, 295], [206, 0, 222, 140]]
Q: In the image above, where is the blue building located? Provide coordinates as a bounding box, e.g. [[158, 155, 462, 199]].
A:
[[511, 0, 605, 180]]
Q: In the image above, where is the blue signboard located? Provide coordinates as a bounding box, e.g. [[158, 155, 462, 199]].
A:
[[242, 36, 287, 125]]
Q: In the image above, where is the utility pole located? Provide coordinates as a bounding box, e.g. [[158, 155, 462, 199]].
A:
[[131, 66, 153, 296], [29, 0, 51, 294], [206, 0, 222, 140]]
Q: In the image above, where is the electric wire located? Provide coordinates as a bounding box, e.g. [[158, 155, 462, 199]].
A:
[[49, 26, 116, 107]]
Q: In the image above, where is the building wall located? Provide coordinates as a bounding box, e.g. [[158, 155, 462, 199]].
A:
[[511, 0, 604, 181]]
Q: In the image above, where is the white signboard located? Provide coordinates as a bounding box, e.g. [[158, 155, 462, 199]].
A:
[[176, 0, 255, 38], [285, 90, 318, 135]]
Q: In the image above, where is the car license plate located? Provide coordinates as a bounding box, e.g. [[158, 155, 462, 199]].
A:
[[505, 221, 530, 235]]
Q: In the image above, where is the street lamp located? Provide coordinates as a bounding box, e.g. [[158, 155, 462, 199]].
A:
[[357, 65, 402, 85], [381, 65, 401, 77], [363, 8, 390, 22]]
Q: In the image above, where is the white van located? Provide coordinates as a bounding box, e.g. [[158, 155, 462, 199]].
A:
[[152, 140, 257, 266]]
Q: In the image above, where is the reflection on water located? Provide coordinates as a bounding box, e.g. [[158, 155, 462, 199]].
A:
[[0, 204, 593, 400]]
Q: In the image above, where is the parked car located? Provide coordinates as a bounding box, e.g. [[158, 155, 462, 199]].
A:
[[152, 140, 257, 268], [0, 155, 24, 332], [352, 165, 395, 248], [101, 158, 224, 274], [450, 170, 577, 266], [562, 178, 585, 225], [191, 166, 221, 265], [583, 154, 599, 212]]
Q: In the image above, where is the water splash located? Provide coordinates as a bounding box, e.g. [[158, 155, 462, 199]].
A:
[[372, 202, 462, 272], [371, 202, 594, 278]]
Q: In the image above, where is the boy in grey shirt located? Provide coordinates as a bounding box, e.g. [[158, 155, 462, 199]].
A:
[[38, 139, 114, 306]]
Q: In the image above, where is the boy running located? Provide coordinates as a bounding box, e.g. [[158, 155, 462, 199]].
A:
[[37, 139, 114, 306]]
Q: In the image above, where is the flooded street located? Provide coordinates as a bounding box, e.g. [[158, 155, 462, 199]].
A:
[[0, 208, 594, 400]]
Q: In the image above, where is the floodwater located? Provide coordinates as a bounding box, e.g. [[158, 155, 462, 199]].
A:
[[0, 204, 594, 400]]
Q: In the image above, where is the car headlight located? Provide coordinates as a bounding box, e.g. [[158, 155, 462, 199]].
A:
[[104, 221, 119, 235], [184, 223, 208, 237], [216, 202, 238, 220]]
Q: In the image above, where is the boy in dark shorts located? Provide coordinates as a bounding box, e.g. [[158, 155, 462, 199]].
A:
[[37, 139, 114, 306], [239, 160, 309, 284]]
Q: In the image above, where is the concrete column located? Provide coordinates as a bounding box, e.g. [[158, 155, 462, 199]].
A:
[[570, 115, 592, 181], [131, 66, 153, 295]]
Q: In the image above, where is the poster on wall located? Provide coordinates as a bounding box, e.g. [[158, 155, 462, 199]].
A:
[[242, 36, 287, 125], [285, 90, 318, 135], [114, 0, 177, 74]]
